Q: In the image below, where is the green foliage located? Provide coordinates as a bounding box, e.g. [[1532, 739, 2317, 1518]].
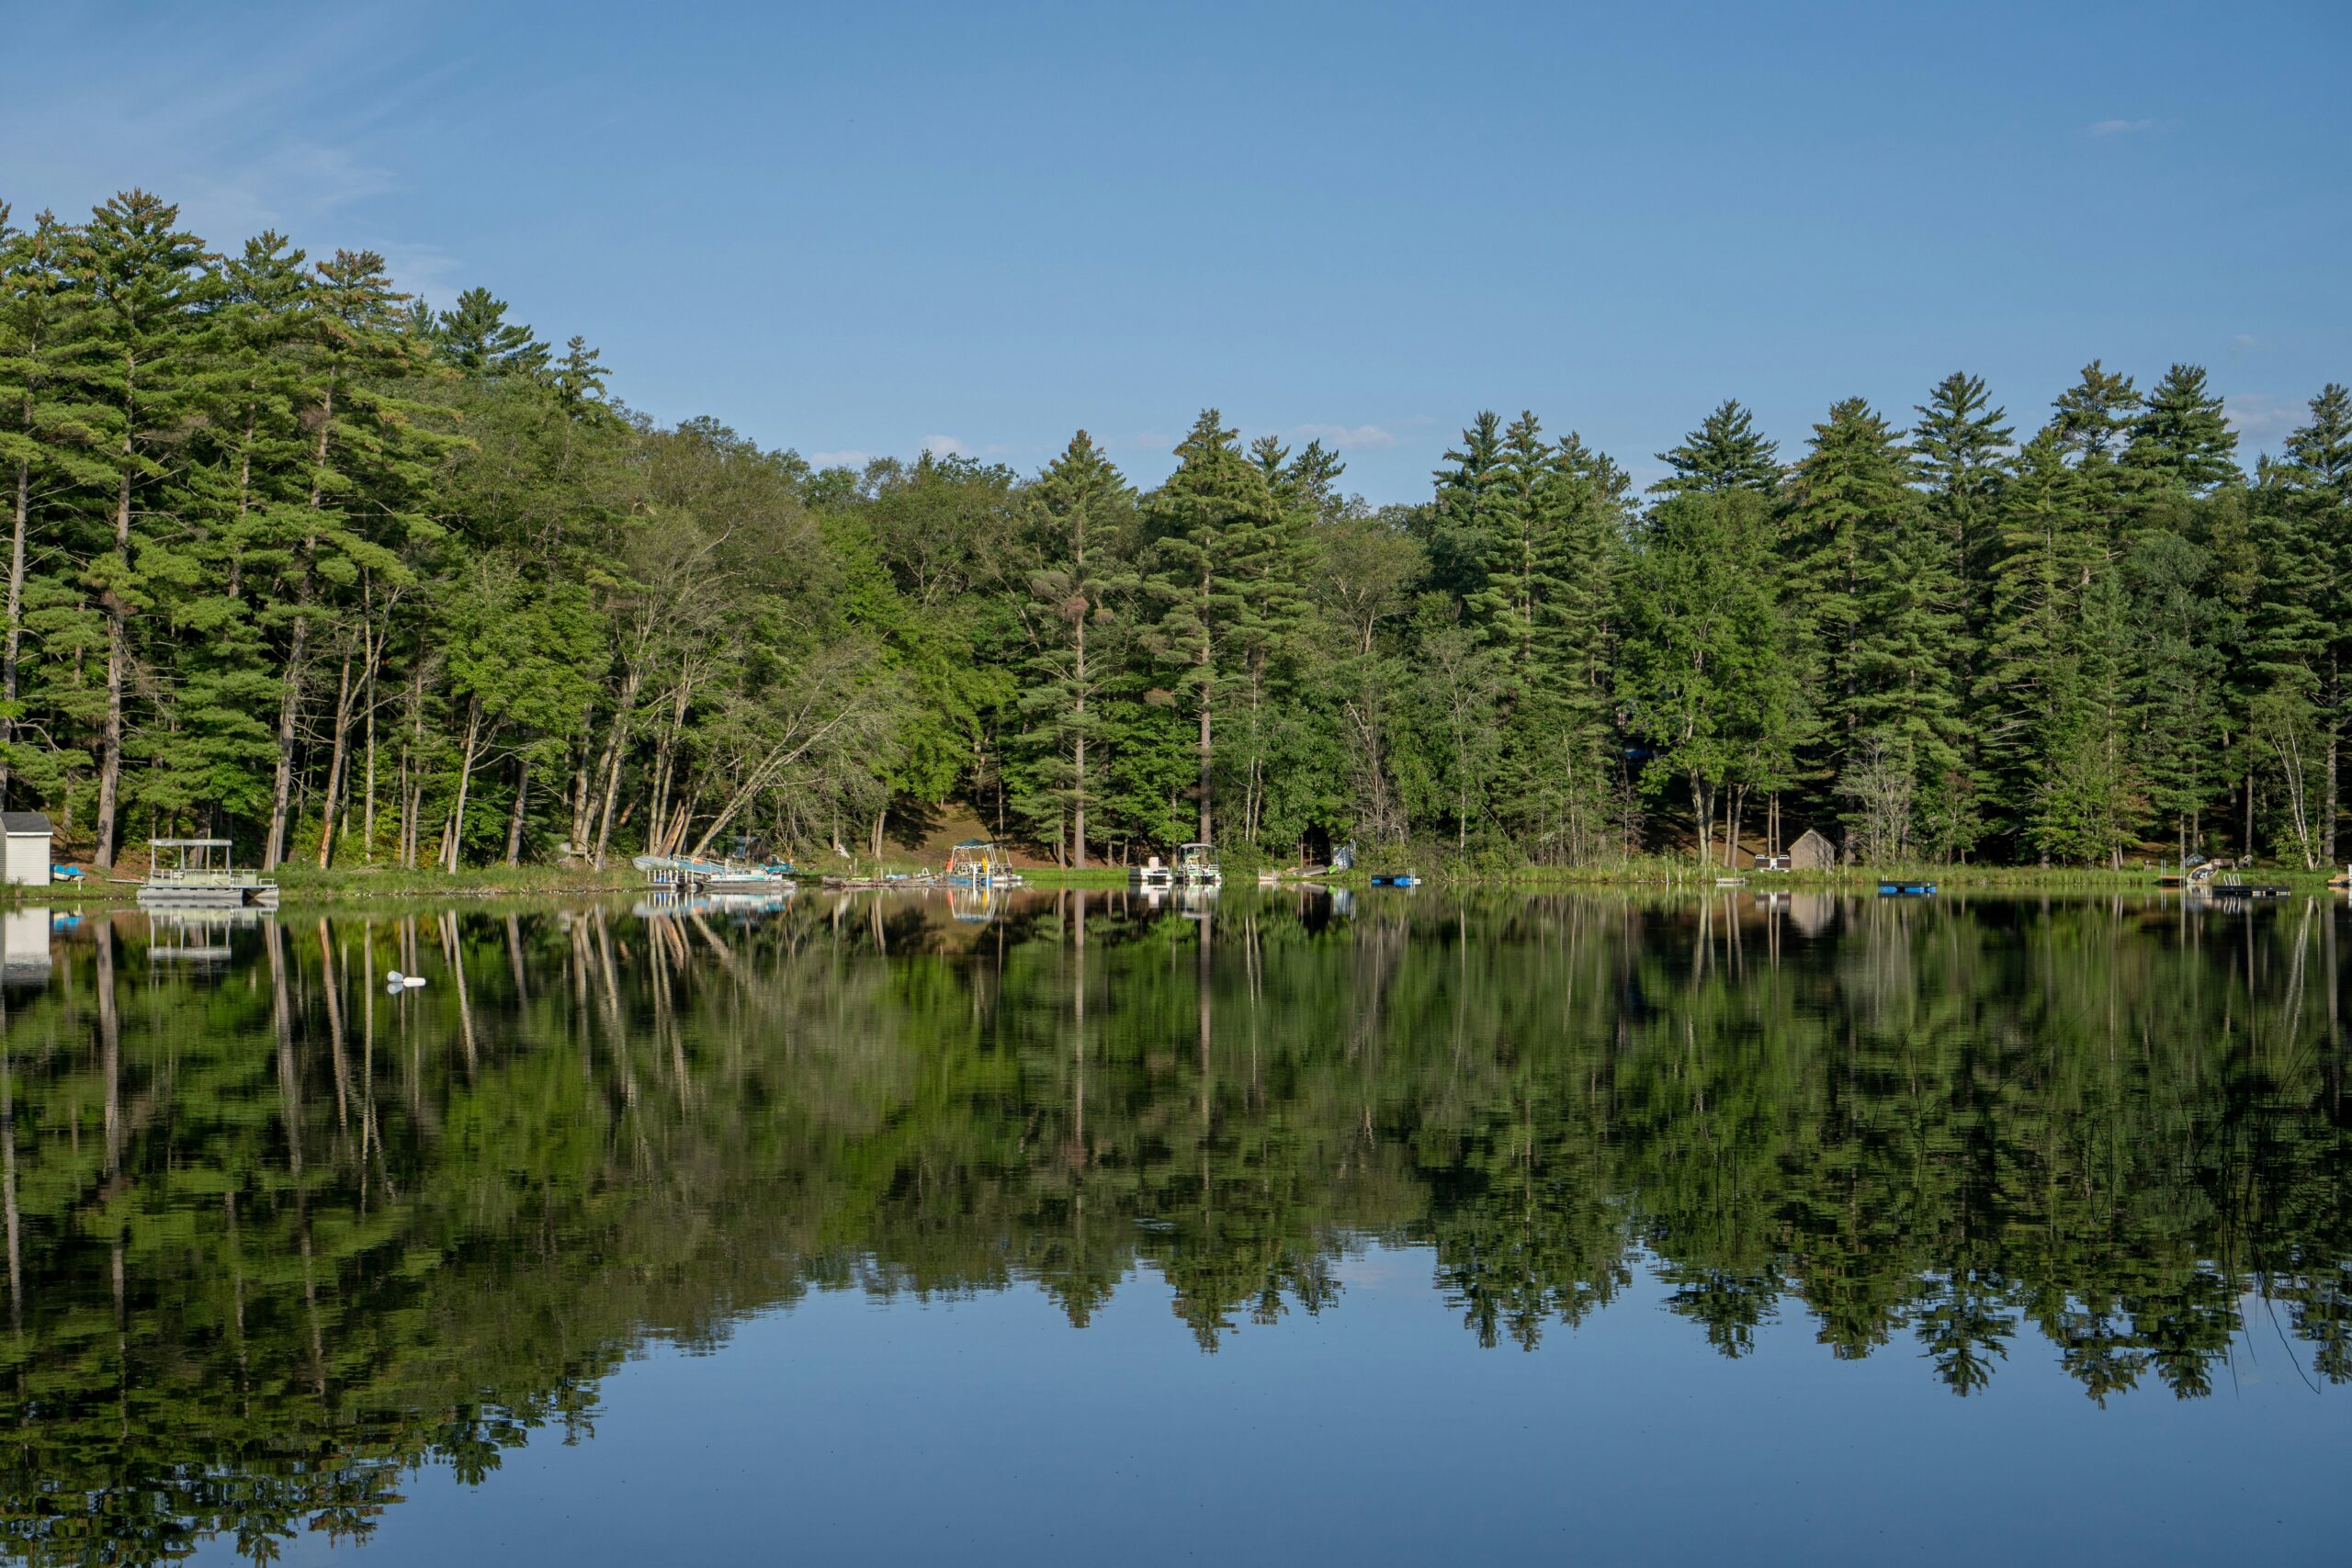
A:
[[0, 184, 2340, 871], [1651, 398, 1781, 496]]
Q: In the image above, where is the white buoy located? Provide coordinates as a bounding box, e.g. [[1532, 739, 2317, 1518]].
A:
[[402, 975, 427, 987]]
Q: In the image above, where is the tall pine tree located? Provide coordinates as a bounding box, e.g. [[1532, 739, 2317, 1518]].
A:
[[1013, 431, 1134, 865], [1139, 411, 1289, 845]]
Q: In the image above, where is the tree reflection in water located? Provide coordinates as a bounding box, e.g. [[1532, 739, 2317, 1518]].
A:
[[0, 887, 2346, 1561]]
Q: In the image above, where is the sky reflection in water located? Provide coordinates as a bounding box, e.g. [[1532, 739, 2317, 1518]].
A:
[[0, 887, 2344, 1563]]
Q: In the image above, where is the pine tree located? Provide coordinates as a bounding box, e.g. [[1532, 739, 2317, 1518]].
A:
[[1849, 477, 1966, 845], [1261, 436, 1346, 525], [1013, 431, 1134, 865], [435, 286, 549, 378], [1537, 432, 1634, 861], [1910, 373, 2011, 851], [1138, 410, 1289, 845], [255, 249, 438, 868], [2051, 359, 2143, 464], [141, 231, 312, 838], [1651, 399, 1780, 496], [551, 334, 610, 416], [1784, 399, 1933, 802], [0, 206, 100, 807], [61, 191, 222, 863], [1911, 373, 2010, 646], [1617, 488, 1788, 865], [1981, 431, 2103, 855], [2258, 384, 2352, 863], [1425, 412, 1505, 604], [2050, 360, 2143, 549], [1459, 412, 1560, 834], [2126, 530, 2226, 860], [2127, 363, 2237, 494]]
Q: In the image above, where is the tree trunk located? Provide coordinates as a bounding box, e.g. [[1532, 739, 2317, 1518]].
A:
[[266, 390, 334, 870], [2325, 707, 2339, 867], [96, 459, 132, 867], [504, 752, 531, 867], [590, 667, 644, 867], [1196, 570, 1214, 845], [362, 655, 378, 863], [442, 694, 483, 873], [314, 649, 356, 868], [2245, 766, 2256, 860], [401, 664, 424, 869], [569, 716, 594, 850], [1072, 615, 1087, 869], [0, 454, 26, 807]]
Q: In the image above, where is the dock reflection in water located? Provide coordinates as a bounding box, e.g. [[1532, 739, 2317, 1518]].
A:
[[1, 888, 2347, 1562]]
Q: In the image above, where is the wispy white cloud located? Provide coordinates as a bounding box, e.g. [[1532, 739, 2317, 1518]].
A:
[[1291, 423, 1397, 452], [2226, 333, 2265, 359], [810, 450, 874, 468], [2222, 392, 2302, 447], [2087, 118, 2156, 137], [921, 434, 968, 457], [374, 243, 465, 303]]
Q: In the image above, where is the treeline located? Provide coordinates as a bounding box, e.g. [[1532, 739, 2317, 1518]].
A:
[[4, 189, 2347, 871]]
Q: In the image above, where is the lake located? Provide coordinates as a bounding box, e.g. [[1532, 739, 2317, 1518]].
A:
[[1, 886, 2346, 1564]]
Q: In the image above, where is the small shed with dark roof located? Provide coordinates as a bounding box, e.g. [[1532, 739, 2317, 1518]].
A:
[[2, 812, 52, 886]]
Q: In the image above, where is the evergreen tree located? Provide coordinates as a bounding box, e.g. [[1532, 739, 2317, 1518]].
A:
[[1911, 373, 2010, 659], [1012, 431, 1134, 865], [0, 207, 98, 807], [2127, 362, 2237, 494], [254, 248, 437, 868], [1910, 373, 2011, 850], [1617, 489, 1788, 865], [60, 191, 223, 864], [1850, 484, 1967, 849], [1465, 412, 1566, 835], [1254, 435, 1347, 525], [1424, 411, 1506, 603], [2289, 384, 2352, 862], [2051, 359, 2142, 464], [1979, 422, 2143, 863], [1651, 399, 1780, 496], [2252, 385, 2352, 863], [1538, 432, 1634, 860], [1138, 411, 1289, 844], [1783, 398, 1918, 787], [2126, 531, 2226, 859], [435, 286, 549, 378]]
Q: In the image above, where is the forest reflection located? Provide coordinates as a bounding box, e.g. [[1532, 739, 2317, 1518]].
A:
[[0, 886, 2347, 1562]]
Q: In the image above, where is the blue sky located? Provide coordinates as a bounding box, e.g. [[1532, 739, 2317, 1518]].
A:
[[5, 0, 2346, 500]]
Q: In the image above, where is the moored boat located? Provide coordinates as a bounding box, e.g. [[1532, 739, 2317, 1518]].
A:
[[136, 840, 279, 909], [1174, 842, 1222, 886]]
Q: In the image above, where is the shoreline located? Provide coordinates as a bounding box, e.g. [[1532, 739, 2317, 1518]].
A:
[[8, 861, 2345, 906]]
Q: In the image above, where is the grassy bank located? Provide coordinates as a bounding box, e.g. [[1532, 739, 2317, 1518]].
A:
[[11, 855, 2343, 907], [1317, 855, 2351, 892], [9, 863, 643, 906]]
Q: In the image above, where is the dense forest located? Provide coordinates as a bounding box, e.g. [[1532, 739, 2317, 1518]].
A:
[[5, 892, 2347, 1558], [4, 190, 2348, 873]]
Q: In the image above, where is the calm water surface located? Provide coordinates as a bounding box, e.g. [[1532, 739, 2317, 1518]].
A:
[[1, 887, 2347, 1563]]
